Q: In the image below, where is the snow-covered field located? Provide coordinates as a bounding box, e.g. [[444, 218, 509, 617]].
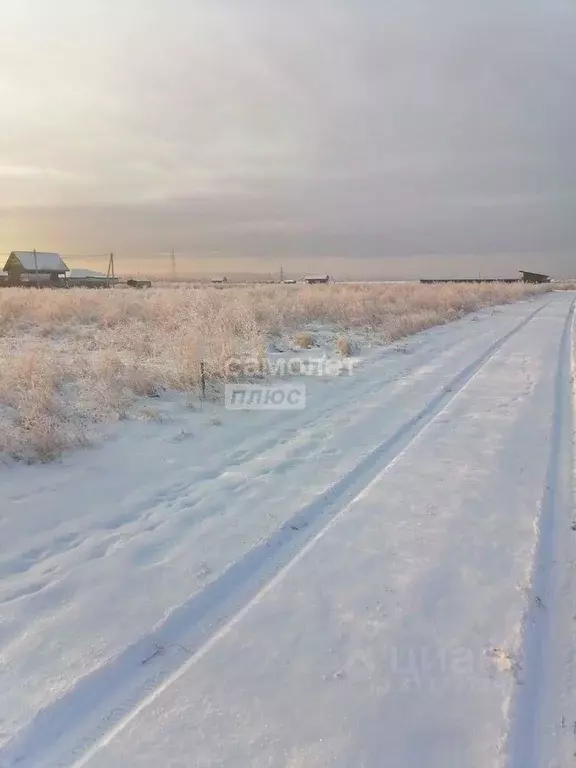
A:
[[0, 281, 545, 461], [1, 291, 574, 767]]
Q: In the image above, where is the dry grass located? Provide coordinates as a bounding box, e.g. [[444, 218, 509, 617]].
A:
[[336, 337, 353, 356], [552, 281, 576, 291], [0, 282, 548, 461], [293, 332, 315, 349]]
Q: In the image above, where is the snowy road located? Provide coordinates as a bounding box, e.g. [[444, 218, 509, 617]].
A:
[[1, 292, 575, 767]]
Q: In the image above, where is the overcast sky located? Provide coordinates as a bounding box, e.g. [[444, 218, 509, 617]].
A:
[[1, 0, 575, 277]]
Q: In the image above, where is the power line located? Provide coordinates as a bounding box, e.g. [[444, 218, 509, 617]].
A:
[[60, 253, 112, 260], [0, 252, 112, 260]]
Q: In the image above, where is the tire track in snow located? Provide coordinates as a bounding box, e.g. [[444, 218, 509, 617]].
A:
[[77, 304, 533, 538], [0, 302, 535, 584], [507, 298, 575, 768], [0, 299, 552, 768]]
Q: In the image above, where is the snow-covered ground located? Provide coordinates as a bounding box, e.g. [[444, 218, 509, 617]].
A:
[[0, 292, 574, 767]]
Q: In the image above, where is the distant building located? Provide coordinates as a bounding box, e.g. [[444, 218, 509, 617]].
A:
[[66, 269, 119, 288], [211, 276, 228, 284], [3, 251, 68, 286], [303, 275, 330, 285], [421, 278, 518, 285], [519, 270, 550, 284]]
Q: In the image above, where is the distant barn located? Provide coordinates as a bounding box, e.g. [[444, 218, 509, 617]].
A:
[[66, 269, 118, 288], [3, 251, 68, 286], [519, 270, 550, 284], [304, 275, 330, 285]]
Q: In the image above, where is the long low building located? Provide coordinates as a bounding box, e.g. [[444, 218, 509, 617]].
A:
[[303, 274, 330, 284], [66, 269, 118, 287], [420, 278, 519, 284], [421, 270, 551, 285]]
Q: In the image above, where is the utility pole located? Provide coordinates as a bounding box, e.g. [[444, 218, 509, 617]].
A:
[[280, 264, 284, 283], [33, 248, 40, 289], [171, 247, 176, 280], [106, 252, 115, 286]]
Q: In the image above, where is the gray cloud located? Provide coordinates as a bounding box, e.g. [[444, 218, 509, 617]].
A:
[[0, 0, 575, 276]]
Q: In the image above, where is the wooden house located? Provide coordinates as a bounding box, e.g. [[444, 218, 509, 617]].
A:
[[3, 251, 68, 286]]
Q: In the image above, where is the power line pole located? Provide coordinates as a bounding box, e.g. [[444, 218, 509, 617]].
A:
[[280, 264, 284, 283], [171, 247, 176, 280], [106, 252, 115, 287], [33, 248, 40, 289]]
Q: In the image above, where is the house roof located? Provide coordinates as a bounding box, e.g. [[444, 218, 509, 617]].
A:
[[519, 270, 549, 278], [304, 275, 330, 280], [67, 269, 108, 279], [4, 251, 68, 273]]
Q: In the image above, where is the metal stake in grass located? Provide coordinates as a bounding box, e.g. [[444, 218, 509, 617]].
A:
[[200, 359, 206, 401]]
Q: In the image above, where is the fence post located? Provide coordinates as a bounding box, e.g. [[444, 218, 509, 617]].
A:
[[200, 360, 206, 400]]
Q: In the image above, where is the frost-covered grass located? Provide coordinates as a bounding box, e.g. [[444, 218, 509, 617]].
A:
[[0, 282, 548, 461], [552, 280, 576, 291]]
